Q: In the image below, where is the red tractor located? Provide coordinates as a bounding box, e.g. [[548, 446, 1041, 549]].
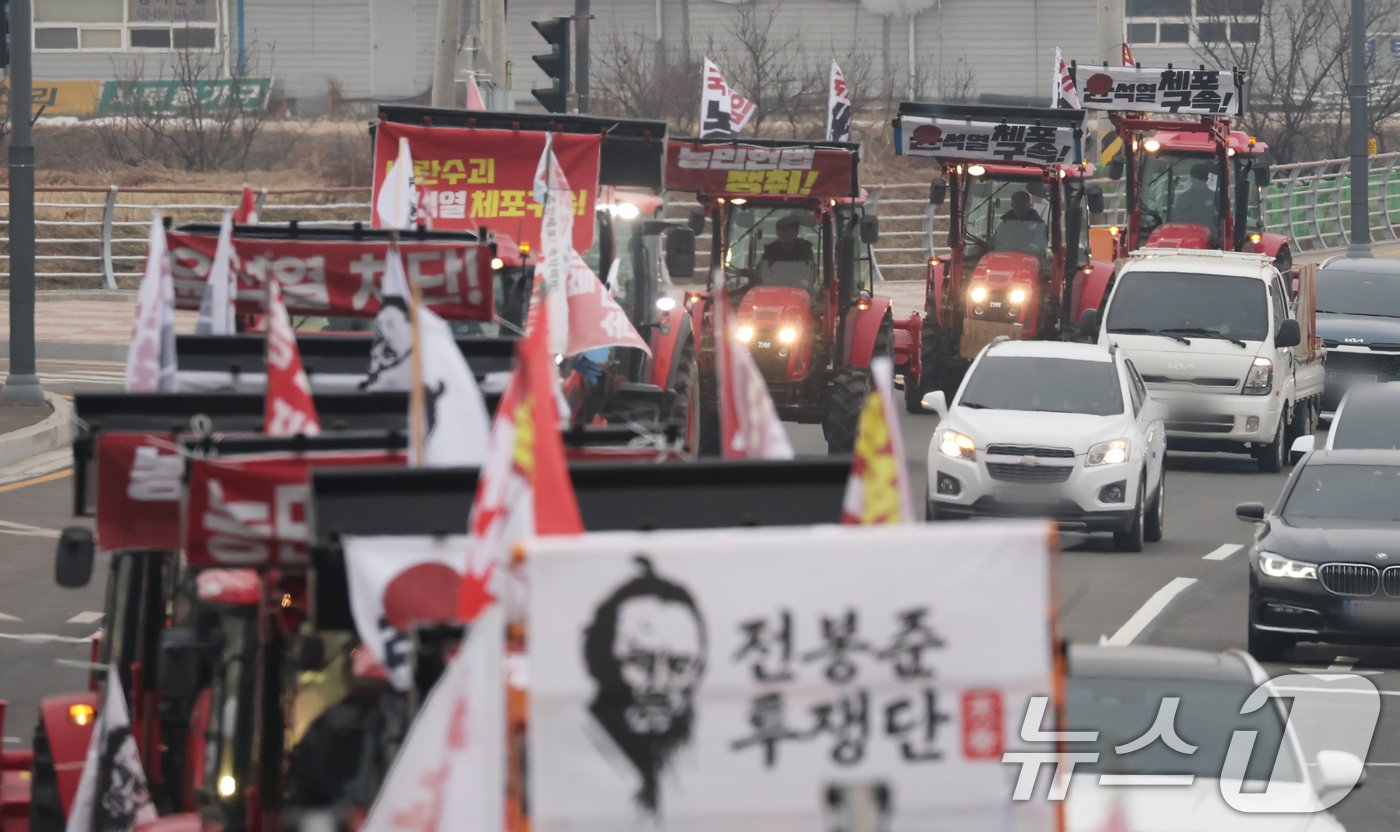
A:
[[1069, 63, 1291, 273], [893, 102, 1114, 401], [665, 138, 921, 453]]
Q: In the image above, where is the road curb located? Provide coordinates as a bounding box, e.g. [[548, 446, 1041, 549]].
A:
[[0, 341, 128, 361], [0, 393, 73, 469]]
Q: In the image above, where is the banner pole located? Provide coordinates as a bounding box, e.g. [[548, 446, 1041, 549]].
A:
[[397, 232, 428, 465]]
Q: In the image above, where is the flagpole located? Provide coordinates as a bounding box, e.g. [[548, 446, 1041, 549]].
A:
[[397, 233, 428, 465]]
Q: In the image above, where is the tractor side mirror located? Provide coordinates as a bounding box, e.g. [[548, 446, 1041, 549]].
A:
[[1086, 186, 1106, 215], [687, 207, 706, 235], [1078, 308, 1101, 339], [929, 179, 948, 206], [1254, 165, 1271, 188], [1106, 156, 1125, 180], [665, 228, 697, 279], [55, 526, 95, 589], [157, 627, 205, 699], [1276, 318, 1301, 349], [859, 214, 880, 245]]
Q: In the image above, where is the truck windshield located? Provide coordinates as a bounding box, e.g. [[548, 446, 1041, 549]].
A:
[[958, 355, 1123, 416], [1141, 151, 1219, 228], [965, 175, 1049, 257], [1317, 268, 1400, 317], [1106, 271, 1269, 342], [726, 204, 821, 291]]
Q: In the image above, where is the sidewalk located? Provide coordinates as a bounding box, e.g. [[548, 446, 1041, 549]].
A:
[[0, 395, 73, 468], [0, 293, 198, 362]]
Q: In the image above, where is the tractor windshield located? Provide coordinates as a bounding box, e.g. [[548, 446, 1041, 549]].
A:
[[205, 607, 257, 826], [963, 175, 1050, 258], [1140, 151, 1219, 230], [725, 204, 822, 292]]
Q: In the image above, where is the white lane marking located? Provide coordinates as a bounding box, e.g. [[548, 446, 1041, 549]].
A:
[[53, 658, 104, 672], [0, 632, 95, 644], [1274, 686, 1400, 696], [2, 736, 18, 745], [0, 520, 61, 539], [1290, 656, 1383, 677], [0, 448, 74, 485], [1105, 577, 1198, 646], [66, 611, 103, 625], [1203, 544, 1241, 561], [1097, 774, 1195, 786], [0, 612, 19, 622]]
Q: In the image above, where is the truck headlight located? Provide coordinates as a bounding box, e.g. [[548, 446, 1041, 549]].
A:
[[1258, 552, 1317, 580], [736, 325, 755, 343], [778, 325, 799, 345], [939, 430, 976, 460], [1243, 357, 1273, 395], [1086, 438, 1130, 466]]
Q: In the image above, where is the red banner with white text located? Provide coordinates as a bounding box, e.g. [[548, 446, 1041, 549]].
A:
[[666, 140, 856, 198], [183, 451, 405, 568], [96, 432, 184, 551], [371, 121, 602, 251], [165, 232, 494, 321]]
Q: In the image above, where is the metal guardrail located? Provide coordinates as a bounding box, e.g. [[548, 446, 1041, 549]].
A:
[[5, 154, 1400, 289]]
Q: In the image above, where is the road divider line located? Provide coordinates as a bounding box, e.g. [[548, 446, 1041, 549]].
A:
[[0, 631, 94, 644], [1204, 544, 1242, 561], [1105, 577, 1197, 646], [66, 611, 103, 625], [0, 468, 72, 493]]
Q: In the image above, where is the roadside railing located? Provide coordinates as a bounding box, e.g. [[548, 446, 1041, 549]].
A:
[[5, 154, 1400, 290]]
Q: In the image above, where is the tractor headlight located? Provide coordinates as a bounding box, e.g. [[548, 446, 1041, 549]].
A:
[[656, 296, 677, 312], [736, 325, 755, 343], [1008, 288, 1027, 305], [969, 285, 988, 304], [778, 325, 800, 345], [218, 776, 238, 798], [1144, 138, 1161, 153], [1086, 438, 1131, 466], [939, 430, 977, 460], [1258, 552, 1317, 580], [613, 202, 641, 220], [490, 257, 505, 270]]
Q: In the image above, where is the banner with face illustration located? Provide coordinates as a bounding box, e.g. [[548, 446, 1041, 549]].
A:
[[526, 522, 1057, 831]]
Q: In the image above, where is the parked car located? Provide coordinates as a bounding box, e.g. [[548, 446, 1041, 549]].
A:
[[922, 338, 1166, 551], [1291, 381, 1400, 462], [1237, 449, 1400, 661], [1065, 644, 1358, 832], [1315, 256, 1400, 414], [1083, 249, 1324, 472]]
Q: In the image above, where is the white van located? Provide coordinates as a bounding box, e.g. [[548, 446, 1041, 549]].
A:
[[1084, 250, 1324, 472]]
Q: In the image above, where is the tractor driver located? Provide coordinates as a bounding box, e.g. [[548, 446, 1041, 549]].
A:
[[752, 213, 818, 290], [991, 191, 1048, 254], [1171, 162, 1217, 226]]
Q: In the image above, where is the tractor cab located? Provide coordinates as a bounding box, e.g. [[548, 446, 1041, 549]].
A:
[[894, 102, 1110, 398]]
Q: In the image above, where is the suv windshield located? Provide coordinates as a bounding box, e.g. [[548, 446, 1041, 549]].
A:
[[958, 355, 1123, 416], [1106, 271, 1269, 342], [965, 175, 1050, 257], [1066, 676, 1302, 782], [1317, 268, 1400, 317], [726, 205, 821, 291], [1283, 463, 1400, 524]]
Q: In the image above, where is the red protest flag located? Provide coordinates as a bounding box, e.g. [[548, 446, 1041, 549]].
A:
[[264, 278, 322, 437]]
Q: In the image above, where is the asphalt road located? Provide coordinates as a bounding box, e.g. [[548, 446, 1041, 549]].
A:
[[0, 360, 1394, 829]]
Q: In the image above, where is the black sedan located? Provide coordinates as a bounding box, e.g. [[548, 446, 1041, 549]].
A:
[[1237, 449, 1400, 661], [1315, 257, 1400, 412]]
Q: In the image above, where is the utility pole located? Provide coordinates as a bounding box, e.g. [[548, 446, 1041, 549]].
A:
[[432, 0, 463, 106], [3, 0, 42, 405], [481, 0, 506, 106], [1349, 0, 1373, 257], [574, 0, 591, 114]]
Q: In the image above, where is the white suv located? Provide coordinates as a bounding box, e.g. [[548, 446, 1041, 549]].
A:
[[923, 339, 1168, 551]]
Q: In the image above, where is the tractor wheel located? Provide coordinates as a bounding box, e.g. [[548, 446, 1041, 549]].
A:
[[824, 367, 873, 454], [665, 340, 698, 451], [909, 316, 957, 412], [30, 716, 65, 832]]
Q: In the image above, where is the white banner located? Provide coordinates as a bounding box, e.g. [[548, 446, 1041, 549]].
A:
[[827, 59, 851, 143], [898, 115, 1080, 165], [1075, 65, 1239, 115], [526, 522, 1057, 832], [700, 57, 757, 139]]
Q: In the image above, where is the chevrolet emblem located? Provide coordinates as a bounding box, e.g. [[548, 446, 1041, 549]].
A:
[[1019, 456, 1039, 467]]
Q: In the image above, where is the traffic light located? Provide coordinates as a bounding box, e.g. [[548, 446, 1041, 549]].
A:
[[531, 17, 571, 113], [0, 1, 11, 69]]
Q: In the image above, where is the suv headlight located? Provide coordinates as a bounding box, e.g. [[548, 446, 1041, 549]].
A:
[[938, 430, 976, 460], [1086, 438, 1131, 466], [1243, 357, 1273, 395], [1258, 552, 1317, 580]]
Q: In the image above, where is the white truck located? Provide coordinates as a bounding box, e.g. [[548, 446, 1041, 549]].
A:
[[1082, 250, 1325, 472]]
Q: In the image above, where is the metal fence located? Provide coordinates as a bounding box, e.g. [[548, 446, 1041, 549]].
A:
[[4, 152, 1400, 289]]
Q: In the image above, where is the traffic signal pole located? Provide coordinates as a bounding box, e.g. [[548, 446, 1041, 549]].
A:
[[3, 0, 43, 405], [574, 0, 590, 114]]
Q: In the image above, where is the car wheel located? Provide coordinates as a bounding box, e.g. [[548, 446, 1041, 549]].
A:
[[1247, 622, 1295, 663], [1113, 481, 1146, 552], [1144, 468, 1165, 543], [1254, 415, 1285, 473]]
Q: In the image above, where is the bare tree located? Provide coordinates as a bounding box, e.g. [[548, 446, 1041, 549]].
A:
[[592, 27, 702, 132], [98, 33, 276, 171], [713, 0, 813, 134]]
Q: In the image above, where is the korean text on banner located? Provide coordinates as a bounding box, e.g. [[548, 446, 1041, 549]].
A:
[[897, 116, 1082, 166], [372, 121, 603, 252], [666, 141, 856, 199], [526, 522, 1057, 831], [166, 232, 493, 322], [1075, 65, 1239, 116], [95, 432, 183, 551]]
